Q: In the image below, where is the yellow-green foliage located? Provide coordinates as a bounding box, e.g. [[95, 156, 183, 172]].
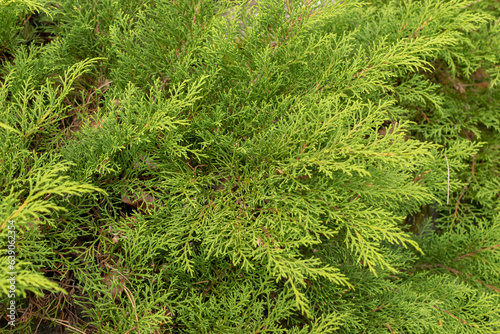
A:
[[1, 0, 499, 332]]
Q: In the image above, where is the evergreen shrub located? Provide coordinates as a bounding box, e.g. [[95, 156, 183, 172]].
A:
[[1, 0, 499, 332]]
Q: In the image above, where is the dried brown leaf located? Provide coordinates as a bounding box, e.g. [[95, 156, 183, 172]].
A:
[[103, 272, 125, 297], [121, 191, 156, 213]]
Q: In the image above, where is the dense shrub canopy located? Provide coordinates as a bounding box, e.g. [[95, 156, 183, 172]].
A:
[[1, 0, 499, 332]]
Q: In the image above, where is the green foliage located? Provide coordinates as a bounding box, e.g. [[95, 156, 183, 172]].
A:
[[0, 0, 49, 56], [1, 0, 499, 332]]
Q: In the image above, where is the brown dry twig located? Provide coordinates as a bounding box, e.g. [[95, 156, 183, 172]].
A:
[[454, 185, 468, 218], [384, 323, 395, 333], [372, 305, 386, 312], [456, 244, 500, 261], [42, 317, 88, 334], [432, 305, 479, 328], [299, 142, 307, 155], [122, 285, 139, 323]]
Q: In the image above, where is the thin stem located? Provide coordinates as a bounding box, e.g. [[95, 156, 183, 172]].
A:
[[444, 154, 450, 205]]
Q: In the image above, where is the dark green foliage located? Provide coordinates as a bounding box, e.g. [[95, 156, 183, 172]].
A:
[[1, 0, 499, 332]]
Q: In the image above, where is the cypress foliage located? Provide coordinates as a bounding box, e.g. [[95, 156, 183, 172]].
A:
[[1, 0, 499, 332]]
